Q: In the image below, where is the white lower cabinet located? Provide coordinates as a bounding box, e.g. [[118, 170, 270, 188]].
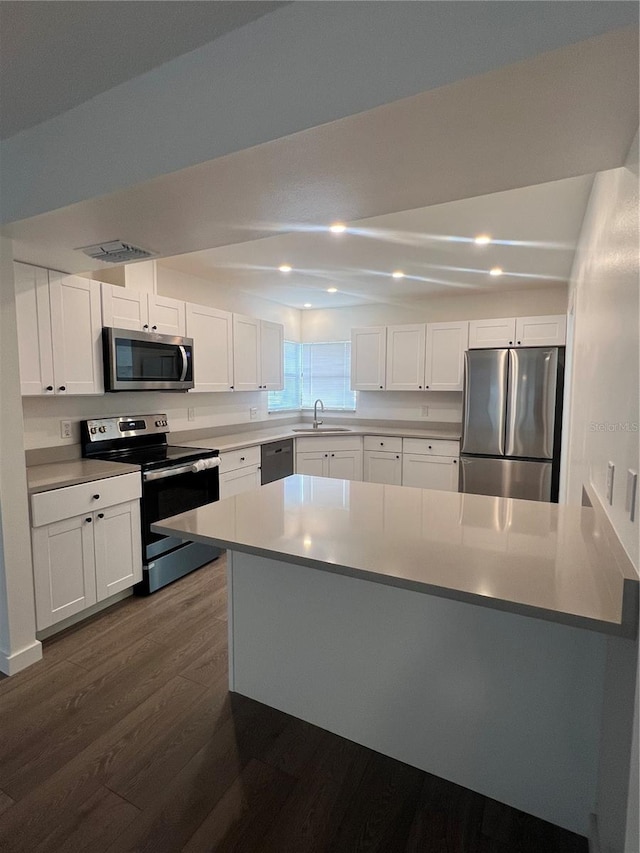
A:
[[30, 473, 142, 631], [296, 436, 363, 481], [363, 436, 403, 485], [218, 445, 261, 499], [402, 439, 460, 492]]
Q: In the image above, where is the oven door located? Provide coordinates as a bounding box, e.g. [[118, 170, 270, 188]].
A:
[[103, 327, 194, 391], [141, 461, 219, 558]]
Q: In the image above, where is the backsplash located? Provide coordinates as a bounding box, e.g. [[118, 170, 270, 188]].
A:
[[22, 389, 461, 450]]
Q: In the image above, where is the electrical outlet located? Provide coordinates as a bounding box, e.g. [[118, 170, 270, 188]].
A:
[[187, 408, 195, 422], [606, 461, 615, 505], [421, 405, 429, 417], [60, 420, 72, 439], [626, 469, 638, 522], [250, 407, 258, 420]]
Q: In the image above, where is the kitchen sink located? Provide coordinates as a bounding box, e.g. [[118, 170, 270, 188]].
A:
[[292, 427, 353, 433]]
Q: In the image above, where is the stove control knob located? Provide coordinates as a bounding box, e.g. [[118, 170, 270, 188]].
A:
[[99, 426, 107, 433], [90, 427, 97, 435]]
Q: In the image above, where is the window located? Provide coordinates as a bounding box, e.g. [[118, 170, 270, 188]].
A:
[[301, 342, 356, 411], [267, 340, 301, 411], [268, 341, 356, 412]]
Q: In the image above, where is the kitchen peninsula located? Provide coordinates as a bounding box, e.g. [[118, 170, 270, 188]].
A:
[[153, 476, 639, 839]]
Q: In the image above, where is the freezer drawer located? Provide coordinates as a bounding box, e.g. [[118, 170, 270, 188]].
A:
[[460, 457, 552, 502]]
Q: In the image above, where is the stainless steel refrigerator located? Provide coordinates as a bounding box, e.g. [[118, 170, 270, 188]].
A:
[[460, 347, 564, 502]]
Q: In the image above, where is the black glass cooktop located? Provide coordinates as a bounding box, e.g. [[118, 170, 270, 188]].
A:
[[91, 445, 218, 470]]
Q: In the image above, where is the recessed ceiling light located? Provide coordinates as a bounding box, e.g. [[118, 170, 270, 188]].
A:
[[391, 270, 405, 279], [489, 267, 503, 276], [329, 222, 347, 234], [278, 264, 292, 273], [474, 234, 491, 245], [303, 303, 312, 308], [327, 287, 338, 293]]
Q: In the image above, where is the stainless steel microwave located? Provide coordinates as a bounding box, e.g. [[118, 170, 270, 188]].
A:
[[102, 327, 194, 391]]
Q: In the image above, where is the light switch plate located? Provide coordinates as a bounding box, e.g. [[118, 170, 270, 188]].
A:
[[60, 420, 72, 439], [250, 407, 258, 420], [187, 408, 195, 422], [606, 462, 615, 505], [626, 469, 638, 522]]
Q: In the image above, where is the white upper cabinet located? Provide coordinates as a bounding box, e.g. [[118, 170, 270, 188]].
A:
[[468, 317, 517, 349], [232, 315, 284, 391], [351, 327, 386, 390], [15, 264, 103, 396], [425, 321, 469, 391], [15, 262, 54, 396], [260, 320, 284, 390], [386, 324, 426, 391], [514, 315, 566, 347], [101, 283, 148, 331], [185, 303, 233, 392], [148, 294, 186, 336], [233, 314, 261, 391]]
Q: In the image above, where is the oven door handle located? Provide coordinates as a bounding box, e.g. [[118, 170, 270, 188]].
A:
[[143, 458, 220, 482], [178, 345, 189, 382]]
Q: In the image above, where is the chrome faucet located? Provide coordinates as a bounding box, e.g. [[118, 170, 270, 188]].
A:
[[313, 399, 324, 429]]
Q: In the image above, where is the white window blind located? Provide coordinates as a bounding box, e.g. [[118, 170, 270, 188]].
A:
[[268, 341, 301, 411], [301, 342, 356, 411]]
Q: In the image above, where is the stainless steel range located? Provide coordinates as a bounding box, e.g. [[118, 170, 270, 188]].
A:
[[81, 414, 220, 593]]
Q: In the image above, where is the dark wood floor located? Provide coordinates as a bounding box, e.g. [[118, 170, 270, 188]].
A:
[[0, 554, 588, 853]]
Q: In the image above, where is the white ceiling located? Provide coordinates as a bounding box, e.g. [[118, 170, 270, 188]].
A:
[[160, 175, 594, 309], [0, 1, 287, 139]]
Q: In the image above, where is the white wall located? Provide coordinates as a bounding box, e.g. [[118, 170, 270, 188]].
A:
[[3, 3, 635, 225], [302, 286, 568, 342], [156, 264, 301, 341], [0, 238, 42, 674], [561, 140, 639, 853], [564, 152, 639, 567]]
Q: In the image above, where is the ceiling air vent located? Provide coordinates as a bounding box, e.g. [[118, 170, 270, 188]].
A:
[[78, 240, 156, 263]]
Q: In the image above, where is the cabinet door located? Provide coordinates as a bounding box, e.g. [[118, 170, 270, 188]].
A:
[[186, 303, 233, 392], [14, 262, 54, 395], [31, 514, 97, 630], [468, 318, 516, 349], [386, 324, 426, 391], [101, 283, 149, 331], [49, 274, 103, 395], [233, 314, 261, 391], [93, 501, 142, 601], [363, 450, 402, 485], [425, 321, 468, 391], [514, 315, 566, 347], [328, 450, 363, 481], [351, 327, 386, 390], [148, 294, 186, 336], [402, 454, 459, 491], [219, 466, 261, 499], [296, 451, 328, 477], [260, 320, 284, 390]]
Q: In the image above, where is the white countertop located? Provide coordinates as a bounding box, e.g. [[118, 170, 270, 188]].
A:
[[153, 475, 638, 637], [180, 422, 461, 453], [27, 459, 141, 494]]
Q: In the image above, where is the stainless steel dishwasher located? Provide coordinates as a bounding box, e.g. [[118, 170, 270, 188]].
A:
[[260, 438, 294, 485]]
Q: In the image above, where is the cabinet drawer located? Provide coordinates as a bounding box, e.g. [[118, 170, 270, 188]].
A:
[[363, 435, 403, 453], [31, 472, 141, 528], [295, 435, 362, 453], [219, 445, 261, 473], [402, 438, 460, 457]]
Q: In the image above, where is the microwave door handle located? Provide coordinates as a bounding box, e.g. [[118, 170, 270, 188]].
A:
[[178, 346, 188, 382]]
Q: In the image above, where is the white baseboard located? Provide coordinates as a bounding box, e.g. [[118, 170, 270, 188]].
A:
[[0, 639, 43, 676]]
